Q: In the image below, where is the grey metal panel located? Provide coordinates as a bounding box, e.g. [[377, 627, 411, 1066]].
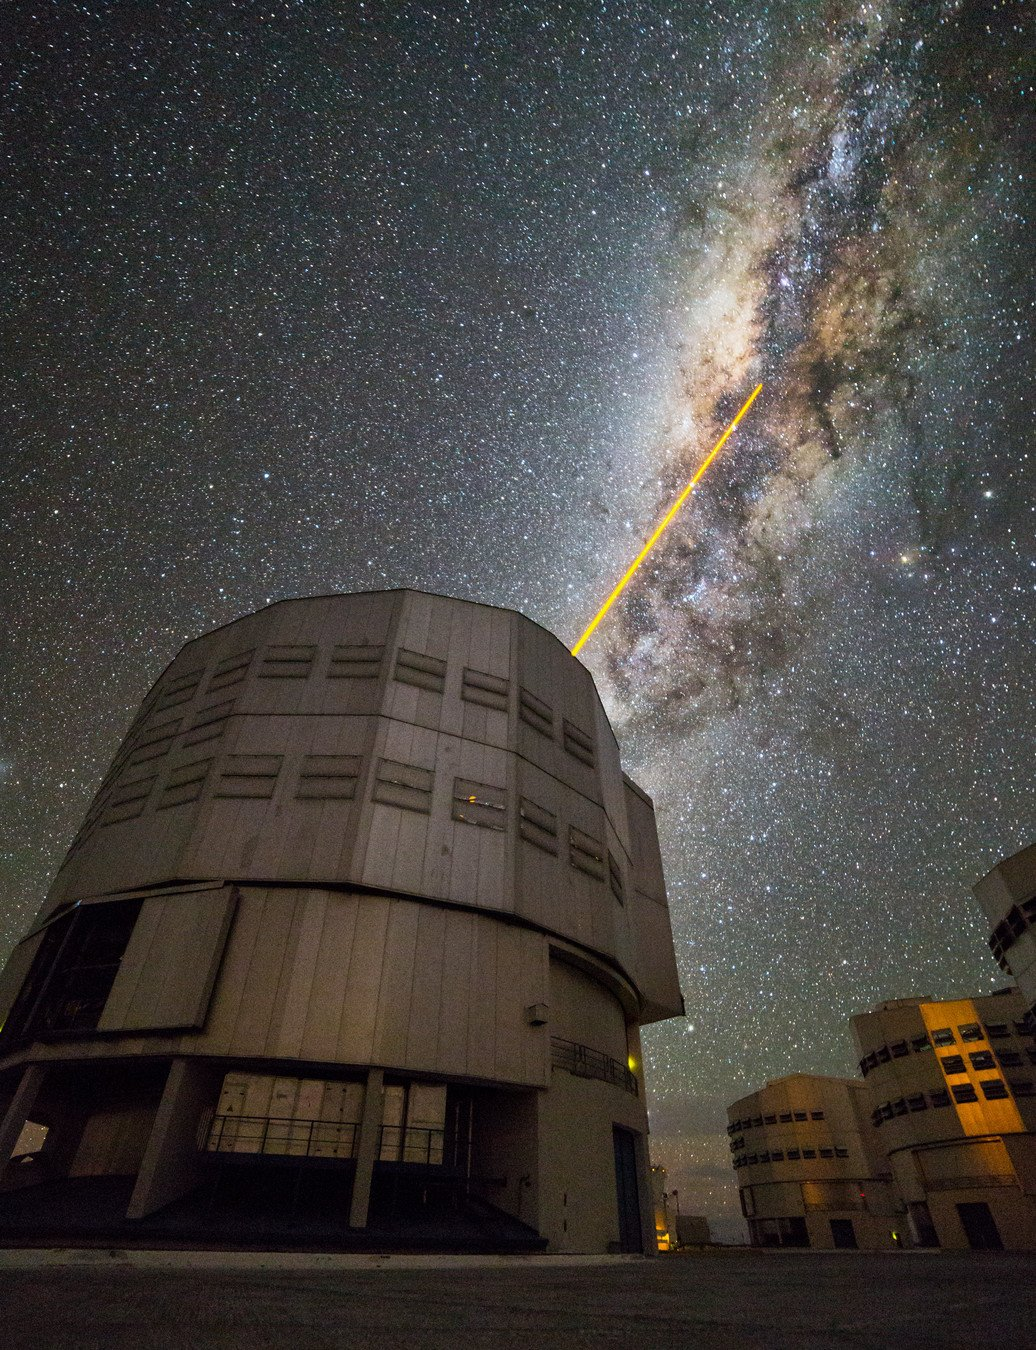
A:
[[99, 887, 237, 1033]]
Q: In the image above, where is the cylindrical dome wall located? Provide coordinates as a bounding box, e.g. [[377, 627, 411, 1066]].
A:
[[0, 590, 683, 1253]]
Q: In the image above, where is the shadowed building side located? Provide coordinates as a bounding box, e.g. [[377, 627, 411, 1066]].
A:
[[0, 589, 684, 1252]]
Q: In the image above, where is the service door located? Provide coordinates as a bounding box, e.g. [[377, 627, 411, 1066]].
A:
[[956, 1202, 1003, 1250], [612, 1126, 643, 1253]]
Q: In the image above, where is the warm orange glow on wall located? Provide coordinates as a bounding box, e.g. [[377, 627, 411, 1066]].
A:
[[919, 999, 1026, 1137], [571, 383, 763, 657]]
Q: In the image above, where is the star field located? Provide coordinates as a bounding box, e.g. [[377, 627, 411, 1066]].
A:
[[1, 1, 1032, 1234]]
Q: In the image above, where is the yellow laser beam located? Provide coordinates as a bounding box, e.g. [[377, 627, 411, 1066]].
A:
[[571, 382, 763, 657]]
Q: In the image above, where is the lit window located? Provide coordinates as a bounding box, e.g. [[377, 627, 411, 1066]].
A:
[[451, 778, 506, 831]]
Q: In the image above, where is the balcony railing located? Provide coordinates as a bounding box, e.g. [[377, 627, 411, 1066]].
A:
[[550, 1036, 638, 1096], [206, 1114, 359, 1159], [378, 1125, 445, 1165]]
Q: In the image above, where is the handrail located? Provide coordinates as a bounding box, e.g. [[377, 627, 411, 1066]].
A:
[[206, 1113, 359, 1159], [550, 1036, 637, 1096]]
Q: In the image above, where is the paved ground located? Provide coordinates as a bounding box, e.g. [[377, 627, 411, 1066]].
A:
[[2, 1248, 1035, 1348]]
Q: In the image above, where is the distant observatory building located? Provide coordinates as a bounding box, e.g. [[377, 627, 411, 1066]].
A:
[[0, 590, 682, 1252]]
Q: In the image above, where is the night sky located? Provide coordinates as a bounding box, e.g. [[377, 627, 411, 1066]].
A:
[[1, 1, 1032, 1234]]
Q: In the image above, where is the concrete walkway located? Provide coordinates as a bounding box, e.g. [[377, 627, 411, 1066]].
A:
[[1, 1248, 1034, 1348]]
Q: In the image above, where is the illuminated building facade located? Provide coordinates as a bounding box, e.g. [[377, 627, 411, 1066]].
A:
[[853, 990, 1036, 1250], [727, 1073, 896, 1250], [729, 990, 1036, 1251], [0, 590, 683, 1252], [976, 843, 1036, 1024]]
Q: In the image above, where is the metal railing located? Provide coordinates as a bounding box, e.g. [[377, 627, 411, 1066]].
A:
[[206, 1114, 359, 1159], [550, 1036, 638, 1096], [378, 1124, 446, 1165]]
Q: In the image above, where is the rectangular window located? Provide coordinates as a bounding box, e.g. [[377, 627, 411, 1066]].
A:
[[892, 1098, 908, 1116], [518, 688, 554, 737], [786, 1149, 800, 1161], [451, 778, 507, 831], [793, 1112, 807, 1122], [259, 645, 317, 679], [205, 649, 254, 694], [931, 1027, 955, 1046], [819, 1148, 834, 1158], [1008, 1078, 1034, 1096], [373, 759, 434, 813], [763, 1114, 777, 1125], [912, 1035, 932, 1052], [940, 1055, 966, 1075], [801, 1148, 816, 1159], [810, 1111, 825, 1120], [969, 1050, 996, 1071], [958, 1022, 983, 1042], [461, 668, 509, 711], [562, 718, 595, 768], [907, 1094, 928, 1112], [984, 1023, 1009, 1040], [215, 755, 282, 799], [980, 1078, 1009, 1101], [997, 1050, 1023, 1068], [183, 699, 235, 748], [519, 798, 558, 854], [155, 666, 205, 711], [158, 757, 212, 809], [929, 1090, 951, 1108], [779, 1112, 792, 1123], [834, 1147, 849, 1158], [100, 772, 157, 826], [877, 1046, 891, 1063], [393, 648, 446, 693], [329, 643, 384, 679], [296, 755, 361, 800], [125, 715, 183, 768], [890, 1041, 909, 1058], [568, 826, 606, 881], [951, 1083, 978, 1104], [608, 852, 625, 904], [770, 1150, 784, 1162]]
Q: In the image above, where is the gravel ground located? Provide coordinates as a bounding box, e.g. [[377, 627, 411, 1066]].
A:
[[1, 1248, 1034, 1349]]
